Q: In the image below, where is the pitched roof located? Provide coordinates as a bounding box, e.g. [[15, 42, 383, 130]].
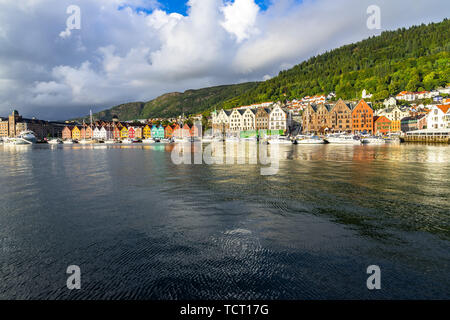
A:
[[436, 105, 450, 114]]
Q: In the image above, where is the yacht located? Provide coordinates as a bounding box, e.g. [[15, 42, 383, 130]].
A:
[[294, 135, 326, 144], [121, 138, 134, 144], [142, 138, 158, 144], [78, 139, 97, 145], [383, 137, 401, 144], [48, 138, 63, 145], [3, 131, 37, 145], [63, 139, 75, 144], [326, 134, 361, 145], [105, 139, 119, 144], [361, 136, 385, 144], [267, 136, 291, 144]]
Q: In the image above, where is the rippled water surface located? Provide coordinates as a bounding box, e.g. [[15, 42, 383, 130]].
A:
[[0, 143, 449, 299]]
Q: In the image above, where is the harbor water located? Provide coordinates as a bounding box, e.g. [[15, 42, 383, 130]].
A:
[[0, 143, 449, 299]]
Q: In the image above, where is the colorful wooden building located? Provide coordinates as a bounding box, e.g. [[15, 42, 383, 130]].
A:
[[352, 99, 373, 134], [62, 126, 73, 140], [165, 125, 174, 139], [143, 125, 152, 139], [120, 126, 129, 139], [373, 116, 391, 135], [72, 126, 81, 140]]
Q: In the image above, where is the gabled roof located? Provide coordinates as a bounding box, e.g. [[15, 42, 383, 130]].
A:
[[436, 105, 450, 114]]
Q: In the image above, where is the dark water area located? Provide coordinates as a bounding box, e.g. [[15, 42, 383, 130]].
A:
[[0, 143, 449, 299]]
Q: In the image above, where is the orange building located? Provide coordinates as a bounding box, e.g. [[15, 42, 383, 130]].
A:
[[373, 116, 391, 135], [165, 125, 174, 139], [62, 126, 73, 140], [352, 99, 373, 134]]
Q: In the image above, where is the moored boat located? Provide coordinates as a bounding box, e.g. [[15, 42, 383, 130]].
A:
[[78, 139, 97, 145], [63, 139, 75, 144], [326, 134, 361, 145], [294, 135, 326, 144], [361, 136, 385, 144], [267, 136, 292, 144], [3, 131, 37, 145], [48, 138, 63, 145], [142, 138, 158, 144]]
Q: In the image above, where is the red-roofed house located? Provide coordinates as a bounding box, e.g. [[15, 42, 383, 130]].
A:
[[427, 105, 450, 130]]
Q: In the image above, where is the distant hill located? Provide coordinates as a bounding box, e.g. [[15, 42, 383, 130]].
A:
[[76, 19, 450, 122], [75, 82, 258, 122]]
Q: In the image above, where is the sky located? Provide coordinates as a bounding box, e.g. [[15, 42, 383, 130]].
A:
[[0, 0, 448, 120]]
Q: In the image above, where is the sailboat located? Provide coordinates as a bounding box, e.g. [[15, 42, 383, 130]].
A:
[[79, 110, 97, 144]]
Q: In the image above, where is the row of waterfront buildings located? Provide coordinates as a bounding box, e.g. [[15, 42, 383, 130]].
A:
[[212, 99, 450, 136], [61, 120, 202, 141]]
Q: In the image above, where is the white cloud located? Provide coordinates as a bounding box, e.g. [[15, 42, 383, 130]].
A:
[[0, 0, 449, 119], [220, 0, 259, 42]]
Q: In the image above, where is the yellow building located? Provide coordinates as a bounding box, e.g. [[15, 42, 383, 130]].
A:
[[143, 125, 152, 139], [390, 120, 401, 132], [120, 126, 129, 139], [72, 126, 81, 140]]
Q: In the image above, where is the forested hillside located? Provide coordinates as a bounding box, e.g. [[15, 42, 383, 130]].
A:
[[218, 19, 449, 109]]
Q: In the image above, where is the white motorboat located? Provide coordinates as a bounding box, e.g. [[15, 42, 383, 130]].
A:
[[160, 138, 172, 144], [225, 136, 240, 142], [267, 136, 292, 144], [294, 135, 326, 144], [383, 137, 400, 144], [3, 131, 37, 145], [142, 138, 158, 144], [361, 137, 385, 144], [78, 139, 97, 144], [105, 139, 119, 144], [121, 138, 134, 144], [48, 138, 63, 145], [326, 134, 361, 145], [63, 139, 75, 144]]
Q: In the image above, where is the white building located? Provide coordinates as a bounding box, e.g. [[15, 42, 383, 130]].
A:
[[229, 109, 244, 133], [383, 97, 397, 107], [396, 91, 417, 101], [269, 105, 289, 131], [92, 127, 102, 139], [376, 106, 409, 121], [212, 109, 231, 135], [438, 86, 450, 95], [427, 105, 450, 130], [242, 108, 256, 131]]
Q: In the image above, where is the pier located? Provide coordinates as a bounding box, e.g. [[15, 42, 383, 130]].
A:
[[402, 129, 450, 144]]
